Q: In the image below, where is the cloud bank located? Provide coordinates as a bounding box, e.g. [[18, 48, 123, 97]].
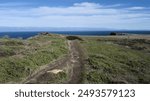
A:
[[0, 2, 149, 30]]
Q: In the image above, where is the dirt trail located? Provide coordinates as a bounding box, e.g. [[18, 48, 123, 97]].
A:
[[23, 40, 84, 84], [67, 40, 84, 83]]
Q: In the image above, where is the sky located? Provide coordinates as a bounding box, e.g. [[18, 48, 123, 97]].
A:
[[0, 0, 150, 30]]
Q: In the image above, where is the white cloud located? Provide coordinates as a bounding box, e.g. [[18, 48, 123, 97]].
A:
[[73, 2, 101, 8], [0, 2, 149, 30], [105, 4, 122, 8], [127, 7, 146, 10], [29, 6, 118, 16]]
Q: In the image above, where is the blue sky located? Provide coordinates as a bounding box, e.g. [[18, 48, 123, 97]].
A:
[[0, 0, 150, 30]]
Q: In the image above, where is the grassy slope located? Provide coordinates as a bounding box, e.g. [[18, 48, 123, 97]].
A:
[[0, 34, 68, 83], [81, 37, 150, 84], [1, 34, 150, 84]]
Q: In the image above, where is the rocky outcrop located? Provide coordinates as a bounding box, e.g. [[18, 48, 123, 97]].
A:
[[110, 32, 128, 36], [39, 32, 49, 35]]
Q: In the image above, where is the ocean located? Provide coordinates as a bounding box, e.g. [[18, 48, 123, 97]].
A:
[[0, 31, 150, 39]]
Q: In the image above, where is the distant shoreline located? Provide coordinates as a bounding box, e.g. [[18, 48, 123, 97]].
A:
[[0, 31, 150, 39]]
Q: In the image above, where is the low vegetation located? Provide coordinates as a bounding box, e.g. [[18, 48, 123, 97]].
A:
[[1, 34, 150, 84], [66, 36, 84, 41], [81, 37, 150, 84], [0, 34, 68, 83]]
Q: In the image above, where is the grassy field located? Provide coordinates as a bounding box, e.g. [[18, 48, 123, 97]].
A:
[[0, 34, 68, 83], [0, 34, 150, 84], [81, 36, 150, 84]]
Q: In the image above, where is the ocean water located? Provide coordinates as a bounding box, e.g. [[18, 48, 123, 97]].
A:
[[0, 31, 150, 39]]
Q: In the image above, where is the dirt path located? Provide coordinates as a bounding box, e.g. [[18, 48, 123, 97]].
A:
[[23, 40, 84, 84], [67, 40, 84, 83]]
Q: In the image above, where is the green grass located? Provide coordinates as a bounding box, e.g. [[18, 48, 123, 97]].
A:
[[0, 34, 68, 83], [0, 38, 25, 57], [81, 38, 150, 84], [1, 34, 150, 84]]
